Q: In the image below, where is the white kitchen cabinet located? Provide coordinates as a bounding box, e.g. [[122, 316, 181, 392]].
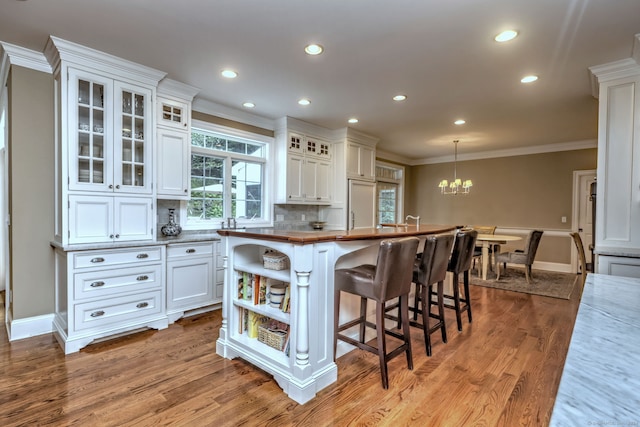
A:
[[53, 245, 168, 354], [156, 128, 190, 198], [214, 240, 224, 300], [68, 195, 153, 244], [166, 241, 215, 322], [45, 36, 166, 246], [590, 48, 640, 275], [276, 121, 334, 204], [347, 141, 375, 181], [155, 80, 199, 200]]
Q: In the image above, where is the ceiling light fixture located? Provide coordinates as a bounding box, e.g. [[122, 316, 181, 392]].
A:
[[304, 44, 324, 55], [393, 94, 407, 101], [494, 30, 518, 42], [438, 139, 473, 195], [221, 69, 238, 79], [242, 102, 255, 108], [348, 118, 359, 124], [298, 98, 311, 106], [454, 119, 466, 125], [521, 75, 538, 83]]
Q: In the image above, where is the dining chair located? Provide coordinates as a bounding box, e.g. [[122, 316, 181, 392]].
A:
[[570, 232, 590, 286], [334, 237, 420, 389], [495, 230, 544, 283], [470, 225, 497, 276]]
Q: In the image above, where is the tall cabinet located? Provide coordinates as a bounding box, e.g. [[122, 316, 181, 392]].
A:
[[45, 36, 169, 353], [590, 34, 640, 277]]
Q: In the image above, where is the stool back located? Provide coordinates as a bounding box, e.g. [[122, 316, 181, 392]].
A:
[[415, 234, 455, 285], [448, 230, 478, 274], [374, 237, 420, 300]]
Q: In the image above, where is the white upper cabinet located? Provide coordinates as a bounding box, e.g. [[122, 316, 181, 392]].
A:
[[155, 79, 199, 200], [346, 141, 375, 181], [45, 36, 166, 245], [275, 118, 334, 205]]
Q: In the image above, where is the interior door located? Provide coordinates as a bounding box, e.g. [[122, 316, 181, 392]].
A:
[[348, 180, 376, 229], [576, 171, 596, 271]]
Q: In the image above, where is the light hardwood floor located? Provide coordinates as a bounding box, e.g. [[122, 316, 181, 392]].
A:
[[0, 279, 582, 427]]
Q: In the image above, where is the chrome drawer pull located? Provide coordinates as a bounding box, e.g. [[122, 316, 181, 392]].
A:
[[186, 249, 196, 254], [90, 310, 105, 317], [136, 275, 149, 281], [136, 253, 149, 259], [90, 281, 105, 288], [90, 257, 105, 263], [136, 302, 149, 309]]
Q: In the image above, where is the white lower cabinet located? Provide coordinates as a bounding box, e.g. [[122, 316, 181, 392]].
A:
[[166, 241, 216, 322], [54, 245, 168, 354], [68, 195, 154, 244]]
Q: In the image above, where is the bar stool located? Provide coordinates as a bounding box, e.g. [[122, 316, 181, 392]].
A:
[[444, 229, 478, 331], [411, 233, 455, 355], [334, 237, 420, 389]]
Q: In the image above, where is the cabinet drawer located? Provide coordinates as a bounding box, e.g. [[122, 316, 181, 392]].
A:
[[74, 246, 163, 269], [73, 290, 163, 331], [74, 264, 163, 300], [167, 242, 214, 259]]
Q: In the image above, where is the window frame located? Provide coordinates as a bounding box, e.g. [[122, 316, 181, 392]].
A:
[[375, 161, 405, 224], [181, 120, 273, 230]]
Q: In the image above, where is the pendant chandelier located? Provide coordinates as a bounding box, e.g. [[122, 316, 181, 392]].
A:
[[438, 139, 473, 195]]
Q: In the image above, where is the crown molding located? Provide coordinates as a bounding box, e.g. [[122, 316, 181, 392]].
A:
[[0, 41, 51, 74], [412, 139, 597, 165], [331, 127, 379, 146], [375, 148, 412, 165], [157, 78, 200, 101], [192, 97, 275, 131]]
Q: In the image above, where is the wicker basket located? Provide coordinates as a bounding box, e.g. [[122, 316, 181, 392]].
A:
[[258, 325, 288, 350], [262, 251, 289, 270]]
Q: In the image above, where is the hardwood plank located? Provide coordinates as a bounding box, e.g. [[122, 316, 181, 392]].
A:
[[0, 280, 582, 426]]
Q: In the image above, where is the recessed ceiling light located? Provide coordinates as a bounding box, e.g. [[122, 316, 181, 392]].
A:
[[304, 44, 324, 55], [221, 69, 238, 79], [454, 119, 466, 125], [298, 98, 311, 106], [242, 102, 255, 108], [521, 75, 538, 83], [495, 30, 518, 42], [393, 95, 407, 101], [348, 118, 359, 124]]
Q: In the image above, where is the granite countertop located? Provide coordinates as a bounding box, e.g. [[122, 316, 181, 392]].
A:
[[51, 230, 222, 252], [550, 273, 640, 425], [216, 224, 457, 243]]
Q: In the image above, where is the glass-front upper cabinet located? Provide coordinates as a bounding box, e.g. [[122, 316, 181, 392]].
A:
[[68, 69, 152, 194], [115, 82, 152, 194]]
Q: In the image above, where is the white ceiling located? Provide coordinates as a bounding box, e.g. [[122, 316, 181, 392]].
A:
[[1, 0, 639, 162]]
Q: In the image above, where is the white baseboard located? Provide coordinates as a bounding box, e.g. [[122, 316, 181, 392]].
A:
[[7, 312, 54, 341], [531, 261, 572, 273]]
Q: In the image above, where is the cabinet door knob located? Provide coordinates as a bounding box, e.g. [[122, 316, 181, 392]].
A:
[[109, 234, 114, 239], [136, 253, 149, 259], [115, 234, 120, 239], [186, 249, 196, 253], [90, 257, 105, 263], [90, 310, 105, 318], [184, 189, 188, 193], [136, 275, 149, 281], [136, 302, 149, 309], [115, 185, 120, 189], [90, 281, 105, 288], [109, 184, 113, 189]]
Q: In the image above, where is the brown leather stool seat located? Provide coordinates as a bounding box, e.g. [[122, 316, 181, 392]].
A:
[[444, 229, 478, 331], [334, 237, 420, 389]]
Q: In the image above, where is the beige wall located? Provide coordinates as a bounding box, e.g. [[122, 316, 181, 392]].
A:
[[192, 110, 274, 137], [405, 149, 597, 264], [7, 65, 55, 319]]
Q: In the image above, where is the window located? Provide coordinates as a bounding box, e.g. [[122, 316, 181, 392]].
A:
[[376, 162, 404, 224], [187, 125, 268, 228]]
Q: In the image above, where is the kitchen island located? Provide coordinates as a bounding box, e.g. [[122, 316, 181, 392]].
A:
[[550, 273, 640, 425], [215, 224, 455, 404]]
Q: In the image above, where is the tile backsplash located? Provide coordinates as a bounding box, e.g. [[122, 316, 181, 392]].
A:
[[274, 204, 320, 230]]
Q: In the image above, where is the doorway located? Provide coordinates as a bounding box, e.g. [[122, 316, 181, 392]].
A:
[[572, 170, 596, 273]]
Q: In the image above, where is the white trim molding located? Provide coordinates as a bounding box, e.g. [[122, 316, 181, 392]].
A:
[[193, 98, 276, 131], [0, 41, 52, 75], [7, 311, 54, 341]]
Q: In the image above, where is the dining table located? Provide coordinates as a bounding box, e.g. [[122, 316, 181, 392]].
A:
[[476, 233, 522, 280]]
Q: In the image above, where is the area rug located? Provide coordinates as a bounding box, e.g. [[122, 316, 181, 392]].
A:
[[470, 267, 579, 300]]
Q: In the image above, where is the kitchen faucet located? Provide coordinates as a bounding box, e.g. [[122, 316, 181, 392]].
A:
[[406, 214, 420, 227]]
